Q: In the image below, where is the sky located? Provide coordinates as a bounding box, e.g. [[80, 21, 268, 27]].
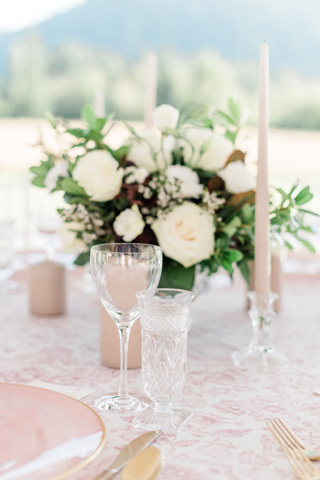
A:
[[0, 0, 86, 32]]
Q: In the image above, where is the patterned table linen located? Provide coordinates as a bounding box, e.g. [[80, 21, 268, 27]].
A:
[[1, 263, 320, 480]]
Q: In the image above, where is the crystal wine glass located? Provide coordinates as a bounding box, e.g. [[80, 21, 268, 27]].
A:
[[90, 243, 162, 412], [133, 288, 194, 433]]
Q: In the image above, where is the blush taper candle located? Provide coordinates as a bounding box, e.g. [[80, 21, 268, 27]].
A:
[[254, 42, 270, 296]]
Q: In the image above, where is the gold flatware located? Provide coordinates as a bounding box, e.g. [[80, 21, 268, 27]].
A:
[[266, 418, 320, 460], [94, 431, 161, 480], [121, 446, 162, 480], [267, 422, 320, 480]]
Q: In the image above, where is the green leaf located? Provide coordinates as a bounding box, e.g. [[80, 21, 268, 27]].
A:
[[220, 258, 234, 274], [215, 110, 237, 126], [31, 177, 46, 188], [222, 216, 242, 237], [123, 121, 137, 136], [202, 117, 214, 129], [66, 128, 86, 139], [81, 105, 97, 130], [284, 240, 294, 250], [222, 248, 244, 263], [240, 204, 253, 223], [239, 260, 250, 285], [96, 118, 107, 131], [113, 145, 129, 162], [45, 111, 57, 128], [60, 178, 88, 196], [159, 256, 195, 290], [30, 160, 54, 177], [228, 97, 241, 125], [74, 251, 90, 266], [297, 208, 320, 217], [294, 186, 313, 205], [270, 209, 291, 225], [296, 237, 316, 253], [224, 130, 238, 144]]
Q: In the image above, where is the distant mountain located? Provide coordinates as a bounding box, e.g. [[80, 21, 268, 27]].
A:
[[1, 0, 320, 76]]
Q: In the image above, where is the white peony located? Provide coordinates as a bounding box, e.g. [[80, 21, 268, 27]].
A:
[[166, 165, 204, 198], [219, 160, 256, 194], [151, 104, 180, 131], [72, 150, 123, 202], [44, 161, 69, 191], [127, 130, 174, 173], [182, 128, 233, 172], [59, 221, 87, 254], [152, 202, 215, 268], [113, 204, 145, 242]]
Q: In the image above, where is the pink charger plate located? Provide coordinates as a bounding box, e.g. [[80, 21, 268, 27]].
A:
[[0, 383, 106, 479]]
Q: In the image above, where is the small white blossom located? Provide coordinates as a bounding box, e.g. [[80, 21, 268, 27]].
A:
[[44, 161, 69, 191], [125, 166, 149, 184], [166, 165, 204, 199], [151, 104, 180, 131], [113, 204, 145, 242]]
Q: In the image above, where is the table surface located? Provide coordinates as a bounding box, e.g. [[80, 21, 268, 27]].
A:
[[1, 255, 320, 480]]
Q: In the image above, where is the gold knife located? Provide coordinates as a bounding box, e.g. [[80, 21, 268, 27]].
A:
[[93, 431, 161, 480]]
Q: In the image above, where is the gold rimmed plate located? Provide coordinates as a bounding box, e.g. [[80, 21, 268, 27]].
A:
[[0, 383, 106, 479]]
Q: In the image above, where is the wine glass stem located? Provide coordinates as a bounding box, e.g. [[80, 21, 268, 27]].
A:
[[118, 323, 132, 398]]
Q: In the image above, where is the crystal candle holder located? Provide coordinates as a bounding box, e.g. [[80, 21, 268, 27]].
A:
[[231, 291, 288, 371]]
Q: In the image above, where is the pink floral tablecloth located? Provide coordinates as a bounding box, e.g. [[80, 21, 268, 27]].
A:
[[1, 256, 320, 479]]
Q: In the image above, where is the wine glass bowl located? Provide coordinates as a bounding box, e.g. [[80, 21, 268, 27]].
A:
[[90, 243, 162, 412]]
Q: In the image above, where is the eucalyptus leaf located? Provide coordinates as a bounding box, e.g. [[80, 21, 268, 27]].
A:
[[74, 251, 90, 266], [60, 178, 88, 196]]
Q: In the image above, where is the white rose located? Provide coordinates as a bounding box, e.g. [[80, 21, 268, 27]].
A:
[[44, 161, 69, 191], [59, 221, 87, 254], [151, 104, 180, 131], [182, 128, 233, 171], [127, 130, 174, 173], [219, 160, 256, 194], [166, 165, 204, 198], [72, 150, 123, 202], [152, 202, 214, 268], [113, 204, 145, 242], [125, 166, 149, 184]]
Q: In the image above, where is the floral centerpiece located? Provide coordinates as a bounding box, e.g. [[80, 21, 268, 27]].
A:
[[30, 100, 316, 290]]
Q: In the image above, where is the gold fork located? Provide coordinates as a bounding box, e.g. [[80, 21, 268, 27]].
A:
[[267, 420, 320, 480], [266, 418, 320, 460]]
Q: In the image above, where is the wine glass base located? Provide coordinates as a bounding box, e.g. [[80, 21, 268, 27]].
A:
[[94, 394, 148, 412], [133, 406, 193, 434], [231, 345, 288, 371]]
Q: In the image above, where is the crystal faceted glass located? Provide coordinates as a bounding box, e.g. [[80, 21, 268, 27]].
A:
[[133, 288, 194, 433], [90, 243, 162, 412]]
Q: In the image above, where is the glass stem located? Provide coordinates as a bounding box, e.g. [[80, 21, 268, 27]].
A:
[[118, 323, 132, 398]]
